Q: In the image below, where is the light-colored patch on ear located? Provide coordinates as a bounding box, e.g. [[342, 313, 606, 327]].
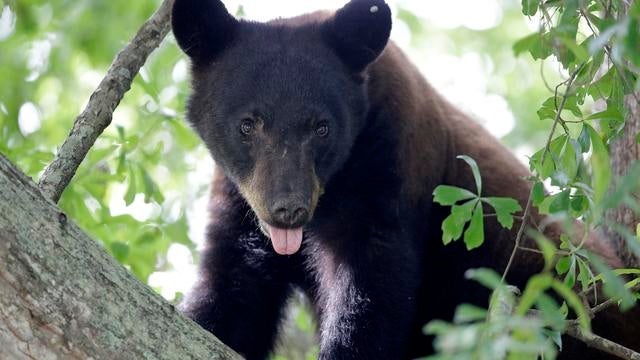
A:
[[369, 5, 379, 13]]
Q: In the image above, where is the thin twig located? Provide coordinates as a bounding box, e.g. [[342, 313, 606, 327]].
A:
[[501, 63, 586, 283], [38, 0, 175, 202], [501, 190, 534, 282], [590, 283, 640, 316], [517, 246, 571, 257], [483, 214, 525, 221]]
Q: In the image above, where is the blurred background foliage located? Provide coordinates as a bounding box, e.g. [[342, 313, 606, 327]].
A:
[[0, 0, 601, 358]]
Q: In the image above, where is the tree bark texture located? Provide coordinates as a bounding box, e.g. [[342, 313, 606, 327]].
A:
[[607, 91, 640, 268], [0, 154, 241, 360], [603, 1, 640, 269]]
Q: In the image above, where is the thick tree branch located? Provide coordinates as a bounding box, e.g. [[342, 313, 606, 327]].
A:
[[38, 0, 175, 203], [0, 153, 241, 359]]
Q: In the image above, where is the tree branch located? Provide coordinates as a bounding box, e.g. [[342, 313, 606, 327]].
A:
[[566, 322, 640, 360], [589, 283, 640, 317], [0, 153, 240, 359], [37, 0, 175, 203]]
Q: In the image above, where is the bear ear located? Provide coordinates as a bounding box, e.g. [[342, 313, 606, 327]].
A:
[[171, 0, 238, 64], [325, 0, 392, 72]]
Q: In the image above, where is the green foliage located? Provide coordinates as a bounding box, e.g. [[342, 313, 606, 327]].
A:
[[431, 0, 640, 358], [434, 155, 522, 250], [424, 269, 561, 360], [0, 0, 204, 285]]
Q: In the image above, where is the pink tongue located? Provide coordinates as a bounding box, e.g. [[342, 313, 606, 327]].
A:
[[267, 226, 303, 255]]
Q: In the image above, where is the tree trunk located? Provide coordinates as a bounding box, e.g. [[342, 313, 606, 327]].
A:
[[607, 91, 640, 268], [0, 154, 241, 360]]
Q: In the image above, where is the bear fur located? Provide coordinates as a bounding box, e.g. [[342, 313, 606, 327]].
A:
[[171, 0, 640, 359]]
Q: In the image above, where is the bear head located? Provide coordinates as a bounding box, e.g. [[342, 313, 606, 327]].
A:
[[172, 0, 392, 254]]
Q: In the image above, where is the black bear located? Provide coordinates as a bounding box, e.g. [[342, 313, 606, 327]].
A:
[[171, 0, 639, 359]]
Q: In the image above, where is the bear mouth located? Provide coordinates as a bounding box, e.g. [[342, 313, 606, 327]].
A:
[[258, 219, 303, 255]]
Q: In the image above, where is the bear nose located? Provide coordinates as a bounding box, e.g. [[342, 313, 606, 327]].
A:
[[271, 200, 309, 227]]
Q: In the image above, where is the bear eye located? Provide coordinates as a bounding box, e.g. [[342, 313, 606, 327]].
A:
[[315, 122, 329, 137], [240, 118, 254, 136]]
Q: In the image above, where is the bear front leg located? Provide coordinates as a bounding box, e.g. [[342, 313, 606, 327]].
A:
[[181, 229, 293, 360], [311, 236, 421, 360]]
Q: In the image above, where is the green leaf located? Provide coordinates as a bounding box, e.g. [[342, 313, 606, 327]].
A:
[[588, 21, 626, 55], [516, 273, 553, 315], [116, 125, 125, 140], [463, 203, 484, 250], [423, 320, 452, 336], [590, 255, 636, 311], [556, 0, 579, 38], [533, 232, 557, 272], [441, 199, 477, 245], [576, 258, 593, 292], [482, 197, 522, 229], [585, 124, 611, 204], [577, 125, 591, 153], [488, 285, 519, 320], [528, 32, 553, 60], [433, 185, 477, 206], [537, 107, 556, 121], [564, 256, 576, 288], [457, 155, 482, 195], [139, 166, 164, 204], [453, 304, 487, 324], [465, 268, 503, 290], [551, 279, 591, 331], [124, 164, 138, 206], [513, 33, 541, 56], [592, 268, 640, 282], [537, 96, 557, 120], [630, 1, 640, 17], [530, 137, 566, 179], [538, 96, 582, 119], [557, 36, 589, 63], [521, 0, 539, 16], [586, 107, 624, 122], [536, 293, 566, 330], [549, 189, 570, 213], [556, 256, 571, 275], [588, 67, 616, 101], [110, 242, 130, 263], [532, 185, 547, 212], [559, 234, 571, 250], [570, 195, 589, 217], [550, 139, 579, 187]]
